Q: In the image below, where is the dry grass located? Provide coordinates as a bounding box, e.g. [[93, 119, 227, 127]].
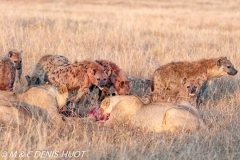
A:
[[0, 0, 240, 159]]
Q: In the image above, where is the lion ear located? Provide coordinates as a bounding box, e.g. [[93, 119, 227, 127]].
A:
[[217, 58, 222, 66], [101, 98, 110, 109], [58, 84, 68, 94]]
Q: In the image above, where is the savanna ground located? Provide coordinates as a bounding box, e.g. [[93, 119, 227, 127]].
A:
[[0, 0, 240, 159]]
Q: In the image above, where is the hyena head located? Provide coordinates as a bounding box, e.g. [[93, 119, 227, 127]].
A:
[[8, 50, 22, 70], [216, 57, 238, 76], [88, 66, 112, 89], [182, 78, 203, 97], [114, 79, 131, 95]]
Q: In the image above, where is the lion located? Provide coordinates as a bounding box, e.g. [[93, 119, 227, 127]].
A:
[[100, 96, 206, 133], [0, 100, 32, 127], [151, 57, 238, 106], [48, 60, 111, 104], [0, 84, 68, 124], [25, 54, 70, 86]]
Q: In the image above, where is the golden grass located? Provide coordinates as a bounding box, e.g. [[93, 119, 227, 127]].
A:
[[0, 0, 240, 159]]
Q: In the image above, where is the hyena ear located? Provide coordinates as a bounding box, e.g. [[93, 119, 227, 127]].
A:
[[197, 78, 202, 85], [182, 78, 187, 85], [8, 50, 14, 57], [91, 68, 97, 75], [217, 58, 222, 66], [104, 67, 112, 76], [119, 81, 125, 88], [95, 60, 102, 65]]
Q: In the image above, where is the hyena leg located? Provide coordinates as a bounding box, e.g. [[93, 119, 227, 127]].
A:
[[196, 81, 209, 108], [98, 88, 110, 102], [74, 87, 90, 104]]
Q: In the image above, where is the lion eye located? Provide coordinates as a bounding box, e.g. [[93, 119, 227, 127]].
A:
[[97, 78, 100, 81], [14, 61, 17, 63], [187, 86, 190, 88], [104, 78, 107, 81]]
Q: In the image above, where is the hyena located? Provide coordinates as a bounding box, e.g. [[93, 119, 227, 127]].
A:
[[177, 78, 205, 106], [151, 57, 238, 106], [25, 54, 70, 86], [0, 50, 23, 91], [48, 60, 111, 104], [95, 60, 130, 100]]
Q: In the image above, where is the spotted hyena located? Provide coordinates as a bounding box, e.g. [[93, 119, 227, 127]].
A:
[[9, 50, 23, 81], [0, 50, 23, 91], [177, 78, 205, 106], [25, 54, 70, 86], [151, 57, 238, 106], [48, 60, 111, 104], [95, 60, 130, 100]]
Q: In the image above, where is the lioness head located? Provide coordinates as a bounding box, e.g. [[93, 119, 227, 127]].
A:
[[100, 98, 111, 115]]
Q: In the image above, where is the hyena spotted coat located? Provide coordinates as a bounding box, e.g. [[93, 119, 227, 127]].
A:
[[48, 60, 111, 103], [151, 57, 238, 106], [0, 50, 23, 91], [25, 54, 70, 86], [143, 77, 205, 106], [95, 60, 130, 99]]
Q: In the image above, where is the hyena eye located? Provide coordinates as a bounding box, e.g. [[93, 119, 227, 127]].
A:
[[14, 61, 17, 63], [187, 86, 190, 88], [97, 78, 100, 81], [104, 78, 107, 81], [194, 86, 197, 88], [227, 66, 231, 68]]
